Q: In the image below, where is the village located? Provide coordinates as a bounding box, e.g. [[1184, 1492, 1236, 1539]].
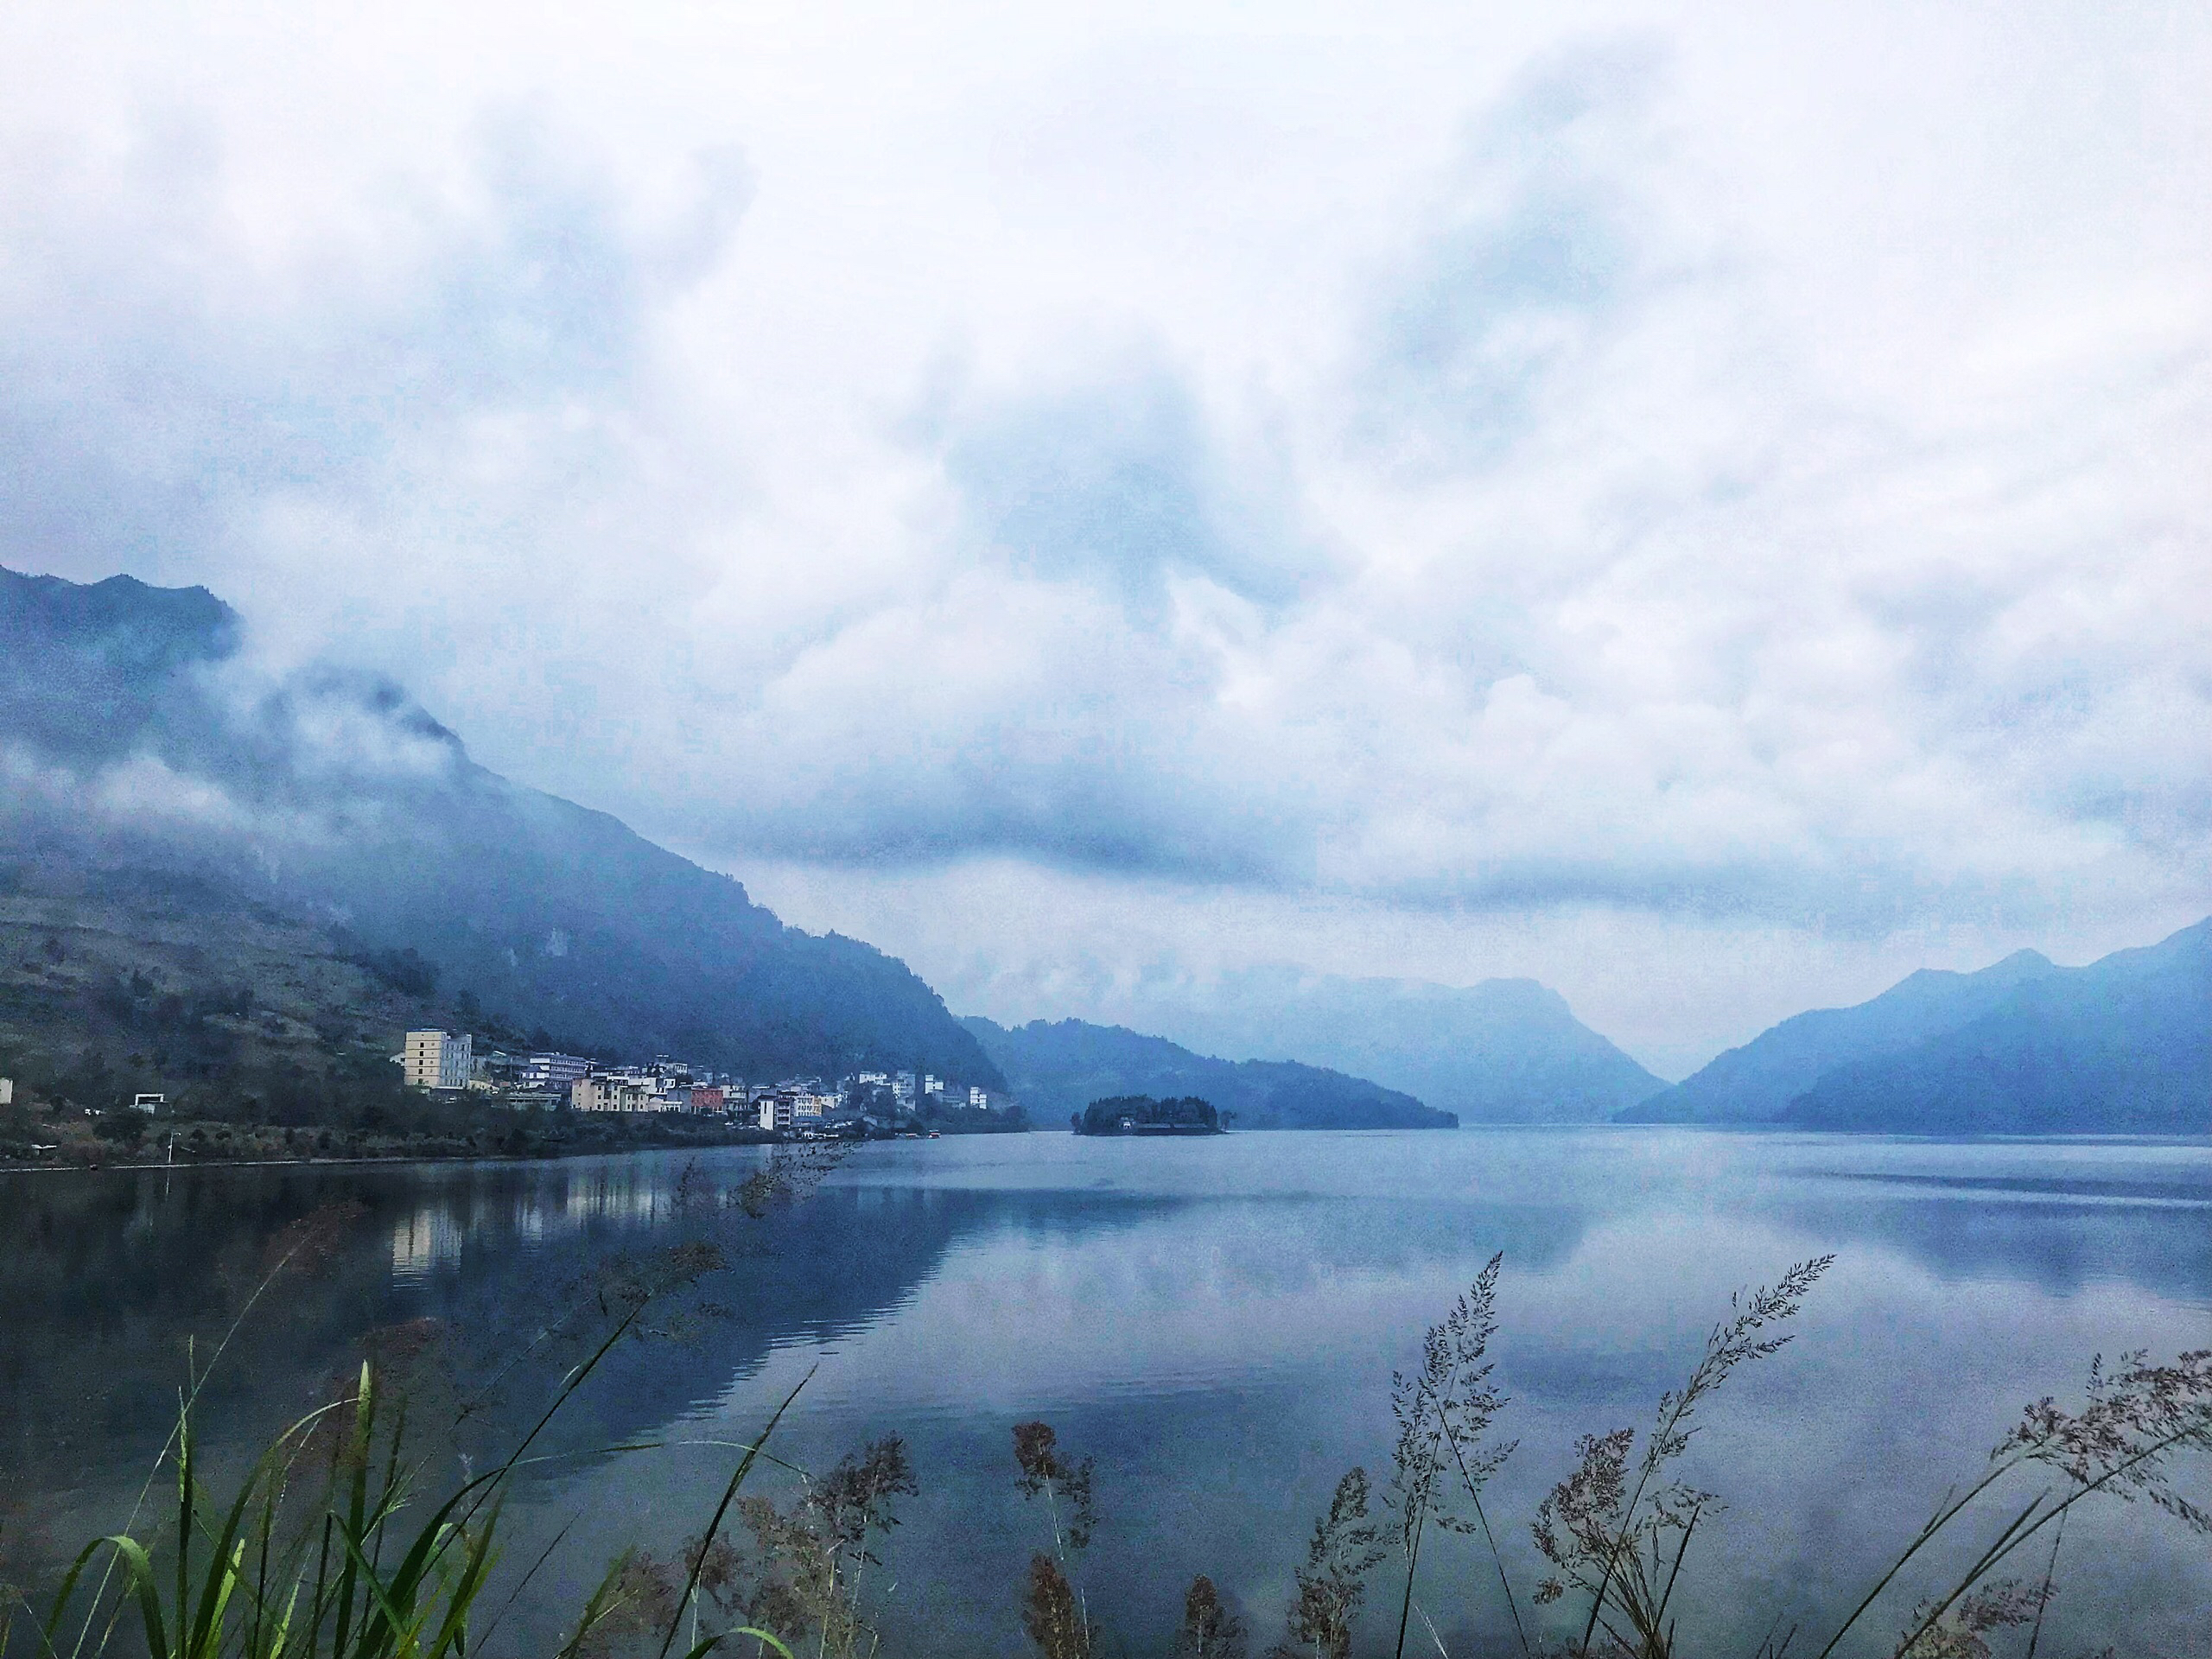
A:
[[396, 1028, 1022, 1135]]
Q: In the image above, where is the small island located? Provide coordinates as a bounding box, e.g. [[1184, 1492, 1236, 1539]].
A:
[[1071, 1094, 1225, 1135]]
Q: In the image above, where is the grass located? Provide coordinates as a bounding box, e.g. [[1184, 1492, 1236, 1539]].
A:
[[8, 1185, 2208, 1659]]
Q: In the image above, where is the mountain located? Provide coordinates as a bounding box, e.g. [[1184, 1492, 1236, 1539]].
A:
[[1105, 970, 1663, 1122], [1623, 922, 2209, 1134], [1780, 922, 2209, 1133], [961, 1016, 1458, 1129], [1620, 948, 2063, 1124], [0, 565, 1000, 1090]]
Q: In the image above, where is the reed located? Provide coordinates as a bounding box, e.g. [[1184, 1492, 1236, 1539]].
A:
[[5, 1150, 837, 1659], [14, 1213, 2209, 1659]]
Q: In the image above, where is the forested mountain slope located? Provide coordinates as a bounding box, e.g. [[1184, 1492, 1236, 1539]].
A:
[[1624, 922, 2207, 1133], [1780, 922, 2209, 1133], [1621, 949, 2063, 1123], [0, 565, 998, 1091]]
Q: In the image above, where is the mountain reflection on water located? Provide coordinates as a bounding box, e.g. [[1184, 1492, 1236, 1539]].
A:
[[2, 1129, 2206, 1659]]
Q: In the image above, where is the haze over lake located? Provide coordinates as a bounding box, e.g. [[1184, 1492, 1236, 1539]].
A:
[[6, 1130, 2205, 1658]]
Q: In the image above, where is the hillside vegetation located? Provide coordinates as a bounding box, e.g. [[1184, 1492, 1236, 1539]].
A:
[[1, 564, 997, 1089], [0, 861, 426, 1121], [0, 858, 774, 1163]]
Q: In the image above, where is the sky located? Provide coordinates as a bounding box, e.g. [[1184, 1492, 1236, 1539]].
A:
[[2, 0, 2206, 1077]]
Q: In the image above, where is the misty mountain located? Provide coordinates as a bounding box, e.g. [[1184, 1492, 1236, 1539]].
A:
[[960, 1015, 1457, 1129], [1779, 921, 2209, 1133], [0, 566, 999, 1086], [1624, 921, 2209, 1133], [1112, 970, 1664, 1122], [1621, 948, 2064, 1124]]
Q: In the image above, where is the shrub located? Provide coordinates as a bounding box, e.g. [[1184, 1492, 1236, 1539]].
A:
[[91, 1112, 145, 1149]]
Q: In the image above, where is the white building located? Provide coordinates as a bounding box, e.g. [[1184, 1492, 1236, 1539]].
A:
[[522, 1052, 592, 1092], [757, 1095, 794, 1132], [403, 1030, 474, 1091]]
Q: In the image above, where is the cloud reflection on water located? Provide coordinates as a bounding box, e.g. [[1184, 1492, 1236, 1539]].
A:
[[3, 1130, 2205, 1657]]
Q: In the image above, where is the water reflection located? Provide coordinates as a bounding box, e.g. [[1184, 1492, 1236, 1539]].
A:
[[1, 1130, 2204, 1658]]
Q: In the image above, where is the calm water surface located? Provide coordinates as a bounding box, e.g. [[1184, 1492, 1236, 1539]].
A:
[[3, 1129, 2207, 1657]]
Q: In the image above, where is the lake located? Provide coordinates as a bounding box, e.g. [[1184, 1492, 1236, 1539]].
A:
[[3, 1128, 2207, 1658]]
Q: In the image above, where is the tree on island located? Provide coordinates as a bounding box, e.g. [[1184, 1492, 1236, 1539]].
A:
[[1071, 1096, 1224, 1135]]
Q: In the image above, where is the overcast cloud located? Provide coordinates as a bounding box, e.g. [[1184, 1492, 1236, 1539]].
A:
[[3, 0, 2206, 1073]]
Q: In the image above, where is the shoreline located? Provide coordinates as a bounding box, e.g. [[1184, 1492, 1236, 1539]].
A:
[[0, 1128, 792, 1179], [0, 1121, 1042, 1178], [7, 1122, 2199, 1179]]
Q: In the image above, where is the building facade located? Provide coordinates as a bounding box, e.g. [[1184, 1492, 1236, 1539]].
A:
[[572, 1074, 669, 1112], [521, 1052, 592, 1092], [403, 1030, 474, 1091]]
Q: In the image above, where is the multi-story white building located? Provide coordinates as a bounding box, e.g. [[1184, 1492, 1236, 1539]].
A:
[[522, 1052, 592, 1093], [403, 1030, 474, 1091], [756, 1095, 794, 1132]]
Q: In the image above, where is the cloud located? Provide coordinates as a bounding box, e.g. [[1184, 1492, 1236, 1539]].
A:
[[0, 0, 2205, 1056], [938, 348, 1327, 617], [1357, 40, 1658, 471]]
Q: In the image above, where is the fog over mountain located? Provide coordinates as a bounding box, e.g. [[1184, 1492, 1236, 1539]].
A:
[[1627, 922, 2209, 1133], [1, 1, 2202, 1070], [0, 566, 999, 1086], [1780, 923, 2209, 1134], [1623, 950, 2065, 1124], [1102, 969, 1664, 1123]]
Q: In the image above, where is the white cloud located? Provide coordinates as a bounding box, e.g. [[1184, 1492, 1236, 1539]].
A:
[[1, 0, 2205, 1061]]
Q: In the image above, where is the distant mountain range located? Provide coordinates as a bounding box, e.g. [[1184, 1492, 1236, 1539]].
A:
[[0, 565, 999, 1088], [1108, 969, 1665, 1123], [1624, 921, 2209, 1133], [961, 1016, 1458, 1130], [10, 565, 2201, 1140]]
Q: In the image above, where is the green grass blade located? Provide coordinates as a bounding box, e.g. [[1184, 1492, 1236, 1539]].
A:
[[687, 1629, 798, 1659], [554, 1563, 629, 1659], [654, 1368, 814, 1659], [330, 1522, 445, 1659], [94, 1535, 172, 1659]]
